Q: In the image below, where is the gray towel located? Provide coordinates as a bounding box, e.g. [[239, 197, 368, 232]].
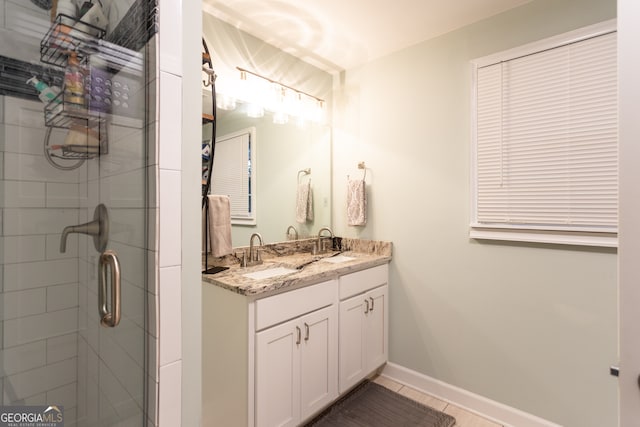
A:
[[296, 181, 314, 223], [203, 195, 233, 257], [347, 179, 367, 226]]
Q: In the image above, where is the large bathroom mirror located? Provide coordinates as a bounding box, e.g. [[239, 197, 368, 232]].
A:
[[202, 12, 332, 245]]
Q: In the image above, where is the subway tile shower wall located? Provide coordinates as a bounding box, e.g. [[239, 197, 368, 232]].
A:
[[1, 96, 149, 424], [0, 0, 160, 424], [1, 95, 82, 421]]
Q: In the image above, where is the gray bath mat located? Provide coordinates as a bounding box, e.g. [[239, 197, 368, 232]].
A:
[[305, 380, 456, 427]]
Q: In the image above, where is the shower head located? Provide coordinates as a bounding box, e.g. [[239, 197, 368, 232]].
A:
[[30, 0, 53, 10]]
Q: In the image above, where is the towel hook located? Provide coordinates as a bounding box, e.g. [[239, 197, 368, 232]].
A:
[[298, 168, 311, 184]]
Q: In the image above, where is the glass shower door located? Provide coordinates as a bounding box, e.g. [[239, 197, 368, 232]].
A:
[[73, 43, 149, 426], [0, 1, 155, 425]]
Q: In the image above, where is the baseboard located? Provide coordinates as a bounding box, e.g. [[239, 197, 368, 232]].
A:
[[380, 363, 562, 427]]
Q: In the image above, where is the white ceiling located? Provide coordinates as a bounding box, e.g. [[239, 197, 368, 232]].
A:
[[202, 0, 532, 73]]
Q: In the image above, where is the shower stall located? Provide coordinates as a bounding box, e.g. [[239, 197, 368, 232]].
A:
[[0, 0, 157, 425]]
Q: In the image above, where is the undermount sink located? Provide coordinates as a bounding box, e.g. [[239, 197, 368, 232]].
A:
[[242, 266, 297, 280], [321, 254, 356, 264]]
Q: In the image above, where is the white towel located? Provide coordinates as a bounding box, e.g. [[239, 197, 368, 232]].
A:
[[295, 181, 314, 223], [203, 195, 233, 257], [347, 179, 367, 226]]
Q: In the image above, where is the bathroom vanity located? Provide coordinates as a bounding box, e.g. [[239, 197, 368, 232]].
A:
[[202, 239, 391, 427]]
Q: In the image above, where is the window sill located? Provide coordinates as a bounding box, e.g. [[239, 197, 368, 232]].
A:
[[469, 227, 618, 248], [231, 217, 257, 226]]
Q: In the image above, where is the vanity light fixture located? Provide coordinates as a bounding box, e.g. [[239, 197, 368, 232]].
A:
[[272, 86, 289, 124], [236, 66, 325, 124], [273, 110, 288, 124], [237, 68, 265, 118], [216, 93, 237, 111], [312, 99, 324, 123], [246, 102, 265, 118]]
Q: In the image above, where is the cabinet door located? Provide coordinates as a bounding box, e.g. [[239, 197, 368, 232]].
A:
[[255, 318, 301, 427], [339, 295, 367, 393], [300, 305, 338, 421], [365, 285, 388, 372]]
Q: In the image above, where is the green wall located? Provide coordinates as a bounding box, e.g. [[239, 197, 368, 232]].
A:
[[332, 0, 617, 425]]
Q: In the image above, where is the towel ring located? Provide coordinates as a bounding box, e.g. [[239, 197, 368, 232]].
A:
[[298, 168, 311, 184], [358, 161, 366, 181]]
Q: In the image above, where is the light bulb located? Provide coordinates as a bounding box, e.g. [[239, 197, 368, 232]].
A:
[[246, 103, 264, 118], [217, 93, 236, 110], [273, 111, 288, 124]]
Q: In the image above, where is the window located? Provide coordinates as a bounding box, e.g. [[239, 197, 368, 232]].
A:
[[470, 21, 617, 247], [211, 127, 256, 225]]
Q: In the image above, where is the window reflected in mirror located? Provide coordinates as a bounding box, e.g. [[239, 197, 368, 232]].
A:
[[207, 127, 256, 225]]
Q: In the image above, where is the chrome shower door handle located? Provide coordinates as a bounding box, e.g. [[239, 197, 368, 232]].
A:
[[99, 250, 121, 327]]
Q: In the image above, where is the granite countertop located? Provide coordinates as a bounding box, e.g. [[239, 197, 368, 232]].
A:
[[201, 238, 392, 297]]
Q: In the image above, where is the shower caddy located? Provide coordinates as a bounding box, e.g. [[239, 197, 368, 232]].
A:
[[40, 12, 109, 170]]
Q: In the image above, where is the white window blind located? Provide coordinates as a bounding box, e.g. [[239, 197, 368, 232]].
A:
[[473, 30, 617, 241], [212, 128, 256, 224]]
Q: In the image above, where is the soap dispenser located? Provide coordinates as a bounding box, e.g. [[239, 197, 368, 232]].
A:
[[26, 77, 60, 104]]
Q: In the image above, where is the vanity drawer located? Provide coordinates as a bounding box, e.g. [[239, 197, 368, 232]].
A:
[[255, 279, 337, 331], [339, 264, 389, 300]]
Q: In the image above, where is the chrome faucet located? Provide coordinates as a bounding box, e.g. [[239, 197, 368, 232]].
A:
[[248, 232, 263, 266], [286, 225, 298, 240], [315, 227, 334, 254]]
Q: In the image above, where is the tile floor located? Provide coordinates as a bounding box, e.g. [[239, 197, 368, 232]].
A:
[[372, 376, 504, 427]]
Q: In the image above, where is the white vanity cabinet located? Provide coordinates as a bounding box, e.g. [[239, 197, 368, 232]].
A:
[[254, 279, 338, 427], [202, 261, 389, 427], [203, 278, 338, 427], [255, 304, 337, 427], [338, 264, 389, 393]]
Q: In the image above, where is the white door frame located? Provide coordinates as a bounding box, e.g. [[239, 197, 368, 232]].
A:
[[618, 0, 640, 425]]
